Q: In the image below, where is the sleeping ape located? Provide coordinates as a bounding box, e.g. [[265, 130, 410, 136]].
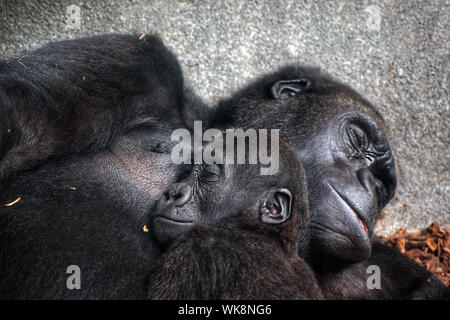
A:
[[182, 65, 449, 299], [0, 34, 199, 299], [0, 33, 203, 186], [148, 139, 322, 299]]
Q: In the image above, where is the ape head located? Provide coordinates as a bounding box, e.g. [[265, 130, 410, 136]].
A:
[[148, 139, 322, 300], [151, 138, 310, 255], [210, 65, 397, 263], [0, 34, 186, 186]]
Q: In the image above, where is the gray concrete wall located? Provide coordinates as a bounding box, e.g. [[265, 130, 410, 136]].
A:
[[0, 0, 448, 235]]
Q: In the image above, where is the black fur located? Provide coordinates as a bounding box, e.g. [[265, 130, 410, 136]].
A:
[[148, 215, 322, 299], [0, 33, 199, 185], [0, 34, 197, 299], [317, 241, 449, 299]]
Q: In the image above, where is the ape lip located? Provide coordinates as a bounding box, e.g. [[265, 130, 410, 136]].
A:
[[154, 215, 194, 225], [359, 219, 370, 237], [328, 183, 371, 238]]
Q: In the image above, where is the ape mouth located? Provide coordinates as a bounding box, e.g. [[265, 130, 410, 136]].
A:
[[328, 184, 371, 238], [359, 218, 370, 237], [152, 215, 196, 245], [153, 215, 195, 225], [153, 198, 197, 226]]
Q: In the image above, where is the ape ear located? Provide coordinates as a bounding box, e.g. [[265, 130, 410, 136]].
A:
[[271, 79, 311, 99], [260, 188, 292, 224]]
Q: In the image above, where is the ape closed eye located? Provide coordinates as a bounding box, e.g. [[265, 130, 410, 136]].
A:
[[347, 125, 368, 152], [199, 164, 222, 182]]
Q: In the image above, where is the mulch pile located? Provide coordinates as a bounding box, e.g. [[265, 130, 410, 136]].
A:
[[380, 223, 449, 286]]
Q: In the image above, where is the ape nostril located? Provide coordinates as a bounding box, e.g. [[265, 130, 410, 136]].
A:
[[168, 187, 182, 201], [356, 169, 376, 195], [167, 183, 192, 207]]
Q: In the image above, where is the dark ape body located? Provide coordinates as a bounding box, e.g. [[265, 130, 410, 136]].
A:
[[187, 65, 448, 299], [0, 34, 200, 298], [149, 140, 322, 299], [148, 214, 322, 300]]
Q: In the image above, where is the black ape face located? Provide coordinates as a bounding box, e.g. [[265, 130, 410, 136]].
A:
[[268, 85, 396, 263], [212, 66, 397, 263], [98, 125, 187, 209], [151, 140, 309, 246], [0, 34, 186, 185], [297, 109, 396, 262]]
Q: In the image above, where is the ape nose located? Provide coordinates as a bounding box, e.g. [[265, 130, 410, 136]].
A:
[[356, 169, 377, 199], [164, 183, 192, 207]]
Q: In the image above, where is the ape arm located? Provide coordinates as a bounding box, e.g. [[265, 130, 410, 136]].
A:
[[317, 241, 449, 299], [368, 241, 449, 299]]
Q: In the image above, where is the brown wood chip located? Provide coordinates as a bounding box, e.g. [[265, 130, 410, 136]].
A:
[[380, 223, 449, 286]]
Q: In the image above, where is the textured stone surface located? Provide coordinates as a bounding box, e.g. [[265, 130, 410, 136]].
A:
[[0, 0, 448, 235]]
